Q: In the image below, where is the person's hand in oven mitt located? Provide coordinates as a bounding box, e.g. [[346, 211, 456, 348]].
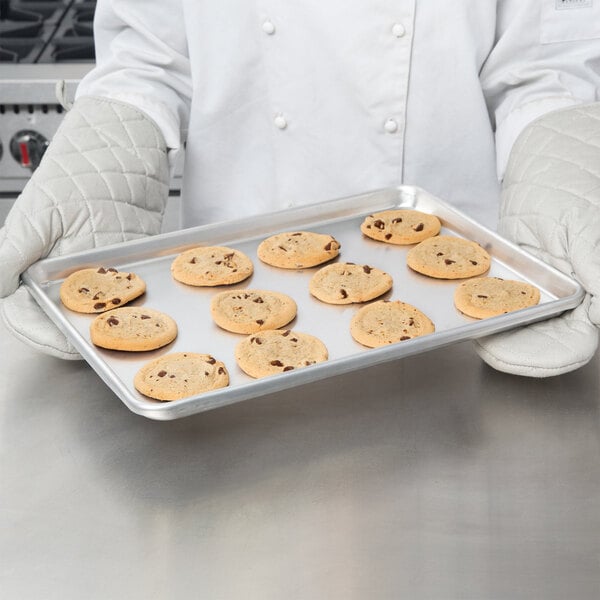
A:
[[476, 103, 600, 376], [0, 96, 170, 359]]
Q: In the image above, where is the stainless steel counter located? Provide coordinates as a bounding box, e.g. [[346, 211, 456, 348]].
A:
[[1, 317, 599, 599]]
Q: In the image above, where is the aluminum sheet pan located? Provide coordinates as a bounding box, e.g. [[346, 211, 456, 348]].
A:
[[23, 186, 584, 420]]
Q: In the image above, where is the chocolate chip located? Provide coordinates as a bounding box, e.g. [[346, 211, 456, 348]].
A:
[[126, 274, 133, 281], [470, 260, 478, 265], [169, 375, 176, 379], [283, 366, 294, 371], [189, 257, 197, 264], [278, 246, 288, 252], [444, 259, 456, 265], [414, 223, 424, 232], [206, 357, 216, 364], [97, 267, 107, 274], [218, 367, 225, 375], [107, 316, 119, 326], [224, 253, 235, 260], [111, 298, 121, 305], [78, 287, 89, 294], [141, 315, 151, 320], [107, 268, 118, 273], [256, 319, 264, 325], [392, 217, 403, 223], [94, 302, 106, 310], [436, 252, 444, 256], [363, 265, 372, 274], [373, 219, 385, 230], [92, 292, 102, 300], [157, 370, 167, 377], [290, 338, 298, 342], [214, 260, 222, 265], [340, 289, 348, 298], [270, 360, 284, 367], [400, 336, 411, 341], [408, 318, 415, 326], [291, 232, 302, 236], [282, 330, 291, 337], [477, 294, 488, 299], [253, 297, 264, 303], [324, 242, 334, 251], [385, 234, 392, 240]]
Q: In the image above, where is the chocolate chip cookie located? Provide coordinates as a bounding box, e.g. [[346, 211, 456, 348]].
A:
[[257, 231, 341, 269], [360, 209, 441, 245], [235, 329, 328, 378], [171, 246, 253, 286], [350, 300, 435, 347], [406, 235, 491, 279], [454, 277, 541, 319], [60, 267, 146, 314], [210, 289, 297, 334], [134, 352, 229, 401], [90, 307, 178, 351], [309, 262, 393, 304]]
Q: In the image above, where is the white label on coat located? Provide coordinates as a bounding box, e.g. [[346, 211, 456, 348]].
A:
[[555, 0, 592, 9], [542, 0, 599, 42]]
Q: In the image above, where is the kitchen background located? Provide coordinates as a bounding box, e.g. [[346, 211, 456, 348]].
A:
[[0, 0, 182, 229]]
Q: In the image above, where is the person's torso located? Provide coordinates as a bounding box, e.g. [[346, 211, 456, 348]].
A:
[[180, 1, 500, 228]]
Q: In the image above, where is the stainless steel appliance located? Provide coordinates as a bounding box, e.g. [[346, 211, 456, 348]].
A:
[[0, 0, 181, 229]]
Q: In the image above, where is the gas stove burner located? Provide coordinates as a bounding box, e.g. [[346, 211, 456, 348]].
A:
[[51, 35, 94, 62], [0, 0, 96, 63], [0, 3, 44, 39]]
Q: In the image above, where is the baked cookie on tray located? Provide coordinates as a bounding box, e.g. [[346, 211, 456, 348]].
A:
[[360, 209, 441, 245], [350, 300, 435, 348], [235, 329, 328, 378], [134, 352, 229, 401], [406, 235, 490, 279], [210, 289, 297, 334], [60, 267, 146, 313], [454, 277, 541, 319], [171, 246, 253, 286], [90, 307, 178, 351], [257, 231, 341, 269], [309, 262, 393, 304]]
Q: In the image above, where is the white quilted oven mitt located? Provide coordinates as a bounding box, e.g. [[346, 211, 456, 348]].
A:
[[0, 96, 170, 359], [475, 103, 600, 377]]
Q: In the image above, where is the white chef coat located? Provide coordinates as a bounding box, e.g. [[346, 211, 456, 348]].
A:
[[77, 0, 600, 229]]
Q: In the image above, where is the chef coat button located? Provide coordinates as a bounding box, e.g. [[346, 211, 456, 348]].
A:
[[384, 118, 398, 133], [262, 20, 276, 35], [274, 114, 287, 129], [392, 22, 406, 38]]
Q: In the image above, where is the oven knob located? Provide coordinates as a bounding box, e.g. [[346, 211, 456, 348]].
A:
[[10, 130, 49, 172]]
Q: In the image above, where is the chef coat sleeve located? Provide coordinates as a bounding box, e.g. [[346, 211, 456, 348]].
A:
[[75, 0, 192, 155], [480, 1, 600, 180]]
